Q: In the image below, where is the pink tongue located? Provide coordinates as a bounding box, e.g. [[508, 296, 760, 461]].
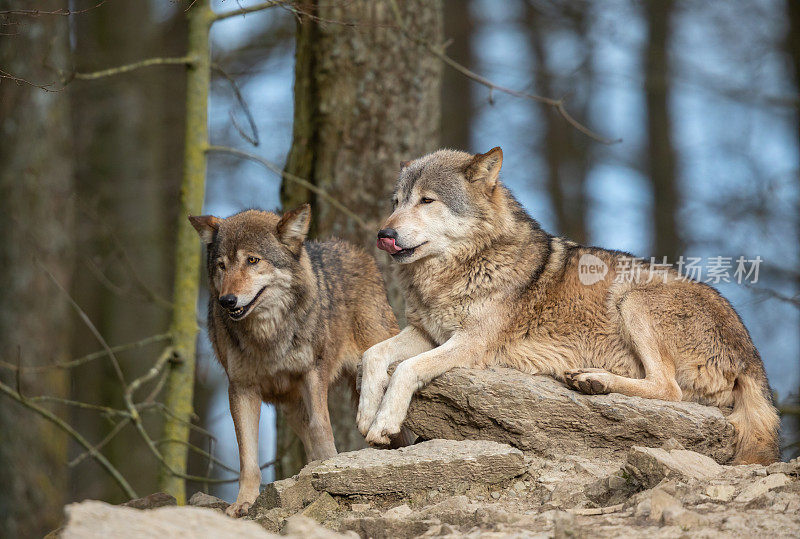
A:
[[377, 237, 401, 254]]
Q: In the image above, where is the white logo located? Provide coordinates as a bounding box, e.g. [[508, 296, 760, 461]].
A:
[[578, 253, 608, 285]]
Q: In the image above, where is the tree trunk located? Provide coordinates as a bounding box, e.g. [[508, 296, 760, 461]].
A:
[[785, 0, 800, 456], [526, 3, 591, 244], [159, 0, 211, 502], [643, 0, 682, 260], [69, 0, 187, 502], [441, 0, 474, 151], [278, 0, 443, 477], [0, 4, 73, 536]]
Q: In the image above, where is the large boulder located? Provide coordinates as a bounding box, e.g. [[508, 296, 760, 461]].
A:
[[404, 367, 737, 463], [308, 439, 525, 496], [62, 501, 275, 539]]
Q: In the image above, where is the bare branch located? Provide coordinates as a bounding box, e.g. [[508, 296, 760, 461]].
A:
[[206, 145, 372, 231], [0, 333, 171, 373], [212, 64, 260, 146], [0, 380, 137, 499], [39, 262, 127, 385], [70, 56, 196, 82], [747, 284, 800, 308], [0, 1, 107, 17], [70, 358, 170, 468], [0, 68, 61, 92], [211, 1, 289, 23], [387, 0, 620, 145]]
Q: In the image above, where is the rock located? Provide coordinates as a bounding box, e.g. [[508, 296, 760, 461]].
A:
[[661, 506, 708, 529], [251, 507, 291, 534], [121, 492, 177, 510], [188, 492, 229, 512], [300, 493, 339, 522], [308, 439, 525, 496], [404, 368, 736, 463], [552, 510, 581, 539], [625, 446, 723, 488], [661, 438, 685, 451], [282, 515, 353, 538], [349, 503, 371, 513], [250, 474, 319, 514], [705, 484, 736, 502], [62, 501, 275, 539], [417, 496, 477, 527], [384, 504, 413, 519], [648, 488, 682, 522], [734, 473, 791, 503], [767, 459, 800, 477], [340, 516, 440, 538]]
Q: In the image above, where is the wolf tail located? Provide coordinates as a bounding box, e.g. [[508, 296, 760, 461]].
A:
[[728, 368, 780, 464]]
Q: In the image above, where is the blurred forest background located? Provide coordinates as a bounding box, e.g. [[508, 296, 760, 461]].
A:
[[1, 0, 798, 537]]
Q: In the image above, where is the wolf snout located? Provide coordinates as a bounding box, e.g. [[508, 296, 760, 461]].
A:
[[219, 294, 238, 309], [377, 228, 401, 254]]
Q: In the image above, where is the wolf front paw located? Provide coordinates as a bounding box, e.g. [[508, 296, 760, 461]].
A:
[[364, 411, 402, 446], [564, 369, 613, 395], [225, 500, 252, 518]]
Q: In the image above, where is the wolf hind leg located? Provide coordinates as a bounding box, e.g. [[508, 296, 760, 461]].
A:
[[565, 291, 682, 401]]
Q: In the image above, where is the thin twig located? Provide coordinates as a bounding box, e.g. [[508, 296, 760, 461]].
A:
[[0, 68, 60, 92], [387, 0, 619, 145], [70, 363, 170, 468], [205, 145, 372, 231], [39, 262, 127, 386], [0, 380, 137, 499], [70, 56, 196, 82], [0, 333, 171, 373], [212, 64, 260, 146], [69, 418, 128, 468], [0, 1, 107, 17], [156, 438, 276, 480], [27, 395, 131, 417], [211, 1, 288, 22], [747, 284, 800, 308]]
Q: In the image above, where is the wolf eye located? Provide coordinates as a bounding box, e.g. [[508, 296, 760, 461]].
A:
[[392, 198, 398, 209], [420, 197, 435, 204], [247, 256, 260, 265], [217, 261, 225, 270]]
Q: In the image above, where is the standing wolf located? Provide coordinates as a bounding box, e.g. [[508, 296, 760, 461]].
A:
[[190, 205, 398, 516], [358, 147, 780, 465]]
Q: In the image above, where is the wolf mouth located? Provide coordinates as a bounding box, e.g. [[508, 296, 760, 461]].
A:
[[227, 286, 267, 320], [391, 241, 427, 258]]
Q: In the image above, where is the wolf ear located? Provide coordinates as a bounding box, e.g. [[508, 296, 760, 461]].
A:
[[188, 215, 222, 244], [465, 147, 503, 193], [277, 203, 311, 254]]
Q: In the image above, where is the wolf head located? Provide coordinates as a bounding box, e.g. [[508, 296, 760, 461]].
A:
[[189, 204, 311, 321], [377, 147, 504, 264]]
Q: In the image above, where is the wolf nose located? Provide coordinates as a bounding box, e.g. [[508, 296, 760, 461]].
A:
[[219, 294, 238, 309], [377, 228, 398, 240]]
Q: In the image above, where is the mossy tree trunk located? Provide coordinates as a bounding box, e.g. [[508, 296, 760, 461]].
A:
[[159, 0, 212, 502], [278, 0, 443, 477]]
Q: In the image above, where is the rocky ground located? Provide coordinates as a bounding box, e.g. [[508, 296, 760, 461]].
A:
[[59, 369, 800, 538]]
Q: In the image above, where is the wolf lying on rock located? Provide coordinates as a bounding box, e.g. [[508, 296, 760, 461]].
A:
[[360, 146, 779, 466]]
